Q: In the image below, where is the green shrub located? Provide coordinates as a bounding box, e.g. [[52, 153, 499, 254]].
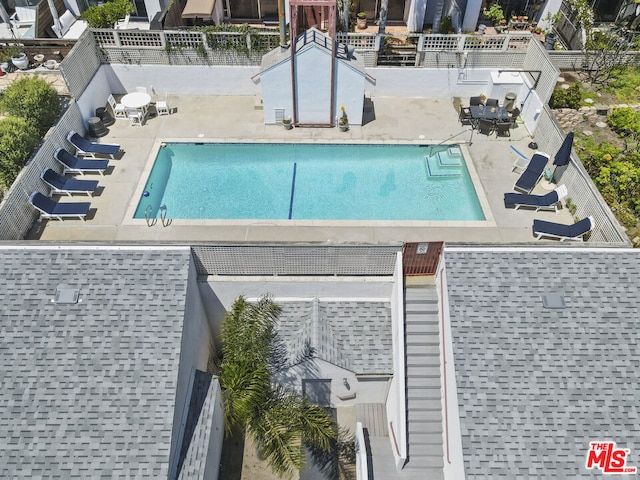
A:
[[82, 0, 134, 28], [439, 16, 453, 33], [607, 107, 640, 138], [0, 117, 39, 189], [0, 76, 62, 136], [549, 83, 582, 109]]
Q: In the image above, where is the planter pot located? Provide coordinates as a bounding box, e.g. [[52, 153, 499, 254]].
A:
[[357, 16, 367, 29], [282, 122, 292, 130], [339, 124, 349, 132], [11, 53, 29, 70]]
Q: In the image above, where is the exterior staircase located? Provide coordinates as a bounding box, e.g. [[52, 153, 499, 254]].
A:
[[402, 286, 444, 478]]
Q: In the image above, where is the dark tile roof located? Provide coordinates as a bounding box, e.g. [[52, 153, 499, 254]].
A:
[[445, 247, 640, 479], [277, 299, 393, 374], [0, 247, 191, 478]]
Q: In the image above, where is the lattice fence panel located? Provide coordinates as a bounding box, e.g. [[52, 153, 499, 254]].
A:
[[421, 35, 461, 51], [336, 32, 377, 50], [533, 106, 628, 245], [60, 31, 101, 99], [0, 103, 86, 240], [419, 51, 525, 68], [192, 244, 401, 276], [93, 29, 118, 46], [166, 31, 206, 49], [523, 38, 559, 104], [118, 30, 164, 47]]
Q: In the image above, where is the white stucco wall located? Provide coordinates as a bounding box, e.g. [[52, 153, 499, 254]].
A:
[[169, 256, 214, 475], [259, 59, 294, 124], [76, 66, 113, 122], [335, 61, 366, 126], [104, 64, 260, 96], [294, 47, 333, 124]]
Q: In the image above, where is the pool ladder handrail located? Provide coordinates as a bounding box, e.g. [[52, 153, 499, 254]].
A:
[[159, 205, 171, 227], [144, 205, 157, 227]]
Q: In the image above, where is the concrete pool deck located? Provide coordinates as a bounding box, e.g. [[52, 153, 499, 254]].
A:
[[27, 96, 575, 243]]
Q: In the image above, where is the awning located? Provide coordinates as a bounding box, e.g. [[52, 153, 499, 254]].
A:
[[181, 0, 216, 18]]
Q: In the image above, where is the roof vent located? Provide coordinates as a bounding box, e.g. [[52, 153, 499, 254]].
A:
[[53, 286, 80, 304], [542, 292, 566, 309], [416, 243, 429, 254]]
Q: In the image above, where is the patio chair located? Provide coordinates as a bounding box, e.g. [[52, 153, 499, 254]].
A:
[[509, 107, 521, 127], [54, 148, 109, 176], [155, 93, 170, 116], [533, 216, 594, 241], [495, 121, 511, 137], [128, 109, 144, 126], [41, 168, 99, 197], [477, 118, 494, 135], [514, 152, 550, 193], [470, 96, 484, 106], [504, 184, 568, 213], [459, 106, 474, 127], [107, 94, 126, 119], [67, 130, 120, 159], [485, 98, 499, 107], [136, 86, 148, 93], [28, 192, 91, 222]]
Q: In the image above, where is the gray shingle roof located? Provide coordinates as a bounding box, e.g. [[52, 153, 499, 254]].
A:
[[0, 247, 191, 479], [177, 371, 221, 480], [445, 247, 640, 479], [277, 299, 393, 374]]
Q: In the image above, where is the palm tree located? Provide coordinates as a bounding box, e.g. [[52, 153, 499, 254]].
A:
[[218, 295, 338, 477]]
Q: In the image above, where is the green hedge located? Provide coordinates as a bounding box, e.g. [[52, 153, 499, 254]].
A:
[[0, 117, 39, 189], [0, 76, 62, 136], [82, 0, 134, 28]]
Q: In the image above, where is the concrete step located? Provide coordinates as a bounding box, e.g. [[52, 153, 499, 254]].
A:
[[406, 376, 441, 389], [408, 421, 443, 434], [407, 366, 441, 378], [408, 432, 444, 445], [406, 333, 440, 346], [407, 409, 443, 422], [406, 343, 440, 356], [403, 455, 445, 469]]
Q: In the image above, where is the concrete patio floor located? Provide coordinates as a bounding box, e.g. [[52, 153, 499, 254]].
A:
[[27, 95, 575, 243]]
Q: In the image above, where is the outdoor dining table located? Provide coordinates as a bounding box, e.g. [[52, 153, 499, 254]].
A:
[[470, 105, 509, 121], [120, 92, 152, 119]]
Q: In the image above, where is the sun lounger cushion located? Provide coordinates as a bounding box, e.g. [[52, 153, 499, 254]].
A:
[[514, 153, 549, 193], [29, 192, 91, 221], [67, 130, 120, 158], [41, 169, 99, 196], [533, 216, 594, 241], [55, 148, 109, 175]]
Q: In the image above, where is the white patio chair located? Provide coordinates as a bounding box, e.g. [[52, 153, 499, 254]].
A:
[[128, 109, 144, 126], [108, 94, 126, 119], [136, 86, 148, 94], [155, 93, 170, 116]]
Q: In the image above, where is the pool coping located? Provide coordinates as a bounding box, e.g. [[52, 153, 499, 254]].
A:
[[123, 138, 496, 229]]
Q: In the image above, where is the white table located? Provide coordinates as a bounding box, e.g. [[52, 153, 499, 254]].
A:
[[120, 92, 151, 118]]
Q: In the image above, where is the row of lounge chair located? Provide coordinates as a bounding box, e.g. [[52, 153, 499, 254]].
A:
[[504, 151, 594, 241], [28, 131, 121, 222]]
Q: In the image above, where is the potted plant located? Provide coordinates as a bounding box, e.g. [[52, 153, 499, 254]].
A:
[[356, 12, 367, 29], [338, 106, 348, 132], [0, 45, 26, 71], [282, 117, 292, 130], [483, 3, 504, 26]]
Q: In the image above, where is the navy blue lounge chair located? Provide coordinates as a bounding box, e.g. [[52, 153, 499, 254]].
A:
[[514, 152, 549, 193], [504, 184, 568, 213], [54, 148, 109, 176], [29, 192, 91, 222], [533, 216, 594, 241], [67, 130, 120, 159], [41, 168, 99, 197]]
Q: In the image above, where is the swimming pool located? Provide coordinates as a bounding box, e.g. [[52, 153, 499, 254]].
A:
[[133, 143, 485, 221]]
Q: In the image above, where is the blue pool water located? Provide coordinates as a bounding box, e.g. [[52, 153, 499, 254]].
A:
[[134, 143, 485, 221]]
